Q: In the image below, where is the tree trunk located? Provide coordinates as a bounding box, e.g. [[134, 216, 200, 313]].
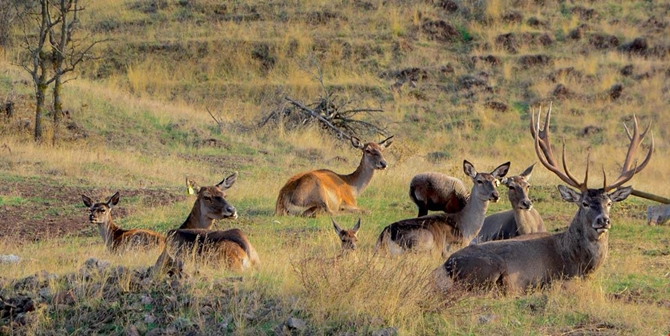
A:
[[52, 59, 63, 145], [34, 53, 48, 142]]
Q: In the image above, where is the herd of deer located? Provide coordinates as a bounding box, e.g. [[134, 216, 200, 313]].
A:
[[81, 106, 654, 294]]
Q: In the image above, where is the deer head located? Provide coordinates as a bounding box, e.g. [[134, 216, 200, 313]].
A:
[[531, 105, 653, 241], [82, 192, 120, 225], [192, 172, 239, 220], [332, 218, 361, 253], [502, 163, 535, 210], [464, 160, 510, 202], [351, 135, 394, 170]]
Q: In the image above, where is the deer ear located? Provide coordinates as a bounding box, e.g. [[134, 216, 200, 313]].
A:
[[378, 135, 394, 148], [331, 218, 343, 235], [609, 186, 632, 203], [463, 160, 477, 179], [351, 218, 361, 233], [520, 163, 536, 181], [82, 195, 93, 207], [351, 137, 364, 149], [107, 191, 120, 207], [492, 161, 511, 179], [557, 185, 580, 203], [217, 171, 238, 190]]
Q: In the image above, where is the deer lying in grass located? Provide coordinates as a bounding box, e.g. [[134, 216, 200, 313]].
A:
[[154, 228, 260, 274], [275, 136, 394, 217], [154, 173, 260, 274], [375, 160, 510, 257], [332, 218, 360, 255], [433, 107, 653, 293], [473, 163, 547, 243], [82, 192, 165, 253], [409, 173, 469, 216]]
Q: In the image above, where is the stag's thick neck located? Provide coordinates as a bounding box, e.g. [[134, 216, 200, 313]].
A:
[[457, 187, 490, 243], [178, 198, 214, 230], [341, 156, 375, 197], [557, 210, 609, 278]]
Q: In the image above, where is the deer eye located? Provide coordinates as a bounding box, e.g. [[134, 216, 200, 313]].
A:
[[477, 180, 483, 184], [203, 196, 212, 201], [582, 201, 589, 208]]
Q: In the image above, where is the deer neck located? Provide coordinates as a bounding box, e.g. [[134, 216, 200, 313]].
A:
[[97, 217, 120, 248], [557, 212, 609, 278], [512, 208, 534, 234], [341, 157, 374, 197], [457, 190, 490, 243], [178, 198, 215, 229]]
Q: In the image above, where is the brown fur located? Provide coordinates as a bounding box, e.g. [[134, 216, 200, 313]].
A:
[[275, 136, 393, 217], [155, 228, 260, 274], [475, 163, 546, 243], [409, 173, 470, 216], [82, 192, 165, 253], [375, 160, 510, 257]]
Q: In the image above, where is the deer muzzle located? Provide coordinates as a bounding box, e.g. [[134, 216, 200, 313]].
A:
[[592, 216, 611, 234], [376, 161, 388, 170], [519, 199, 533, 210]]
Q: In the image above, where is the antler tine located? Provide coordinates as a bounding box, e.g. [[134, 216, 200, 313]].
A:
[[604, 116, 654, 191], [531, 106, 585, 190], [560, 142, 588, 189], [602, 165, 606, 190]]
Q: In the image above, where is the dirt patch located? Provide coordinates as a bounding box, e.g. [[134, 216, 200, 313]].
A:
[[0, 177, 186, 243], [422, 20, 460, 42]]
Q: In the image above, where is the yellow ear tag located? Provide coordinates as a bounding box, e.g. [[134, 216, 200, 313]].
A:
[[187, 185, 194, 195]]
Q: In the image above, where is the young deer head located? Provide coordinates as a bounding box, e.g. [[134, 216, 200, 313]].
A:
[[501, 163, 535, 211], [82, 191, 120, 226], [351, 135, 393, 171], [531, 107, 653, 242], [332, 218, 361, 253], [464, 160, 509, 203]]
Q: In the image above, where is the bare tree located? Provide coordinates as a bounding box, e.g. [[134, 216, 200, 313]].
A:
[[17, 0, 103, 142]]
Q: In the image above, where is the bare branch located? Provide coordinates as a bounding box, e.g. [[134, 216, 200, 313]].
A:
[[285, 96, 352, 140]]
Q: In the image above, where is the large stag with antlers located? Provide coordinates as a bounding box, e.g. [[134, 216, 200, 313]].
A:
[[275, 136, 393, 217], [433, 107, 653, 292]]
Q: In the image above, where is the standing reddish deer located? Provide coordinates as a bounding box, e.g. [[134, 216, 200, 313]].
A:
[[375, 160, 510, 257], [433, 107, 653, 293], [82, 192, 165, 253], [275, 136, 393, 217]]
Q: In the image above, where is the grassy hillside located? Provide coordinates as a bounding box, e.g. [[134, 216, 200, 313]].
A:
[[0, 0, 669, 334]]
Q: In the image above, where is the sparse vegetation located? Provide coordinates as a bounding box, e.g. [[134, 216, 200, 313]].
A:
[[0, 0, 669, 335]]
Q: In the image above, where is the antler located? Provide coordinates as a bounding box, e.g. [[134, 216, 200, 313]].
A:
[[530, 105, 589, 191], [604, 115, 654, 191]]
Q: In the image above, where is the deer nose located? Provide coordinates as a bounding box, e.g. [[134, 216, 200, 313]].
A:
[[226, 205, 236, 214], [491, 191, 500, 202], [597, 216, 610, 228], [520, 199, 532, 209], [378, 161, 387, 169]]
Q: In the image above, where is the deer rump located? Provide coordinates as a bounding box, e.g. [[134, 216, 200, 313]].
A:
[[165, 228, 257, 270]]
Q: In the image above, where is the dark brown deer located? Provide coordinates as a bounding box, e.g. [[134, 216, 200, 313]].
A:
[[375, 160, 510, 257], [473, 163, 546, 243], [82, 192, 165, 253], [433, 107, 653, 293], [275, 136, 393, 217]]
